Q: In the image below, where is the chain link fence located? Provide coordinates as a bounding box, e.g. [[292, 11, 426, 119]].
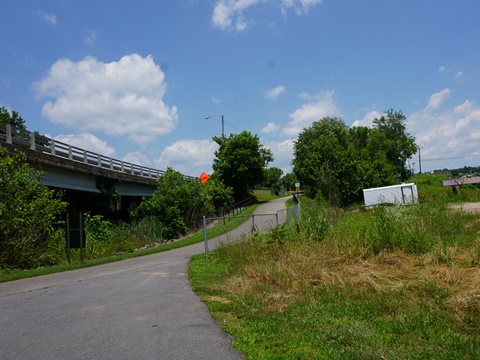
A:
[[202, 202, 301, 258]]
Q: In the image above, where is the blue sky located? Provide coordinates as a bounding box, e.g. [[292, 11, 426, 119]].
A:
[[1, 0, 479, 177]]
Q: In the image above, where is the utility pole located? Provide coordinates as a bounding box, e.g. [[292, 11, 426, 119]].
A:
[[418, 146, 422, 174], [205, 115, 225, 138], [221, 114, 224, 138]]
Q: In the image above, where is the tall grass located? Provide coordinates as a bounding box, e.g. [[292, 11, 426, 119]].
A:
[[189, 178, 480, 359]]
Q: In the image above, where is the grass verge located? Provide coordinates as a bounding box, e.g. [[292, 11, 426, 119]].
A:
[[189, 190, 480, 359]]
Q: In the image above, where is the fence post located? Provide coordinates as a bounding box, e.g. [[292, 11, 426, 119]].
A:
[[50, 139, 56, 155], [203, 216, 209, 259], [68, 145, 73, 160]]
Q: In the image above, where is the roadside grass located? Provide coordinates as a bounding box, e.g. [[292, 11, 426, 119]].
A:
[[189, 176, 480, 359], [412, 173, 480, 203]]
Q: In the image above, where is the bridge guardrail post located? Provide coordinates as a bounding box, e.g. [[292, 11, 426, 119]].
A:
[[30, 132, 35, 150], [51, 139, 56, 155], [6, 124, 12, 144]]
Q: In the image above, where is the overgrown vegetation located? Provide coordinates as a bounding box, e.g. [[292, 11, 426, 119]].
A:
[[189, 174, 480, 359], [131, 168, 233, 240], [0, 148, 67, 269]]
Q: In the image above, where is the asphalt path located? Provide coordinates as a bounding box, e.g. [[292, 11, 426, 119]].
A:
[[0, 197, 290, 360]]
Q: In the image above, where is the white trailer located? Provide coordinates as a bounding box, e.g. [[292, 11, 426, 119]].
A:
[[363, 183, 418, 209]]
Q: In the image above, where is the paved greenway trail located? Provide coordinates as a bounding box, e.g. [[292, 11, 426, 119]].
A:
[[0, 197, 290, 360]]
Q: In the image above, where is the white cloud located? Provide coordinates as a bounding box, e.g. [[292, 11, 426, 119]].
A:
[[34, 10, 57, 25], [122, 151, 152, 167], [283, 90, 341, 136], [438, 65, 464, 80], [154, 139, 219, 176], [351, 110, 382, 128], [264, 139, 295, 174], [281, 0, 322, 16], [212, 0, 322, 31], [53, 133, 115, 157], [407, 91, 480, 172], [33, 54, 178, 144], [426, 88, 451, 111], [261, 122, 280, 134], [265, 85, 286, 101]]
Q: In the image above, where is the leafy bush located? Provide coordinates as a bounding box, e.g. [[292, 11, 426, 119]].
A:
[[133, 168, 233, 239], [0, 148, 67, 269]]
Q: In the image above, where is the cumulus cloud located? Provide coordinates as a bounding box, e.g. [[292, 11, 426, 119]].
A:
[[53, 133, 115, 157], [212, 0, 322, 31], [35, 10, 57, 25], [283, 90, 341, 136], [351, 110, 382, 128], [264, 139, 295, 173], [265, 85, 286, 101], [410, 96, 480, 161], [154, 139, 219, 176], [426, 88, 451, 111], [33, 54, 178, 144], [122, 151, 152, 167], [261, 122, 280, 134]]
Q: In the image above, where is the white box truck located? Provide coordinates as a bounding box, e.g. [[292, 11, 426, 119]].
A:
[[363, 183, 418, 209]]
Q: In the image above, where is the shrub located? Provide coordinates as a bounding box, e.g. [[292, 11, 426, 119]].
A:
[[0, 148, 67, 269]]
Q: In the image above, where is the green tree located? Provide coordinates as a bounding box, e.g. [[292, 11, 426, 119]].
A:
[[0, 107, 28, 139], [280, 172, 298, 191], [292, 117, 350, 205], [212, 131, 273, 202], [0, 107, 49, 145], [133, 168, 210, 239], [263, 167, 283, 187], [292, 112, 416, 207], [0, 148, 67, 269], [202, 178, 234, 215], [372, 109, 417, 181]]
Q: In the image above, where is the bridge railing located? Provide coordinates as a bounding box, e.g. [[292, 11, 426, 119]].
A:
[[0, 123, 166, 180]]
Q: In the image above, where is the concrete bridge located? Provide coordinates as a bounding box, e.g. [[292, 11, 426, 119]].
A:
[[0, 124, 174, 217]]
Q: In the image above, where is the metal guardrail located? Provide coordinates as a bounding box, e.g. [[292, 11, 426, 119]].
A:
[[0, 123, 166, 180]]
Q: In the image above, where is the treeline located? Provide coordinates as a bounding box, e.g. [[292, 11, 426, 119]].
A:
[[291, 109, 417, 207]]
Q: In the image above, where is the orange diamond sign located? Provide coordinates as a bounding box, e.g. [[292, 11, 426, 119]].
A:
[[199, 172, 210, 184]]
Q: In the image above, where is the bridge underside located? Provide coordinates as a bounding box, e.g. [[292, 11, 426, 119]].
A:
[[39, 165, 156, 197]]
